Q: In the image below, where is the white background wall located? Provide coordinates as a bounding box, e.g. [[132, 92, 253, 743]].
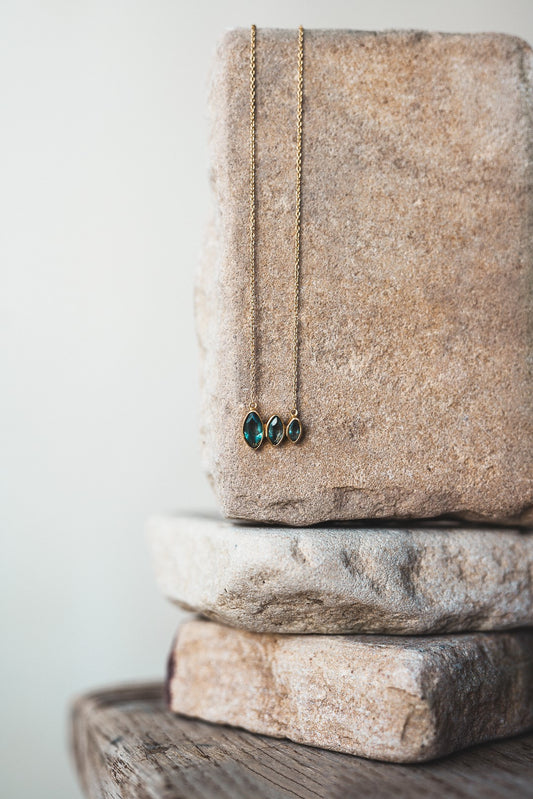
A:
[[1, 1, 532, 797]]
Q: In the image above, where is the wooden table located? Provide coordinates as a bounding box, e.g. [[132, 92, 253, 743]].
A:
[[71, 683, 533, 799]]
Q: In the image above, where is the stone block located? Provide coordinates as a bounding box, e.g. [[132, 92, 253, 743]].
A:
[[167, 619, 533, 762], [196, 28, 533, 526], [149, 513, 533, 634]]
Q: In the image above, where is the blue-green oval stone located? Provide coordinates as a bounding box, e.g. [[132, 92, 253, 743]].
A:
[[267, 415, 284, 445], [243, 411, 263, 449], [287, 417, 302, 442]]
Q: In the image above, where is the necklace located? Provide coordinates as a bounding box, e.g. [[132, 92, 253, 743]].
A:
[[242, 24, 305, 450]]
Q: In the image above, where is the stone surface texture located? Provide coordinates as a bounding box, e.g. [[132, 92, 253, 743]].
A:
[[167, 619, 533, 763], [149, 513, 533, 634], [195, 28, 533, 526]]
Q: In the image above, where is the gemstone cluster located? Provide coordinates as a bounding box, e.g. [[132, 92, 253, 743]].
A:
[[242, 411, 303, 449]]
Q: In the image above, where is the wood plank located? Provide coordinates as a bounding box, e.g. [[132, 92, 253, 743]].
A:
[[70, 683, 533, 799]]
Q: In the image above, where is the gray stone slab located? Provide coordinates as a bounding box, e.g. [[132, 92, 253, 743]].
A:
[[148, 513, 533, 634], [167, 619, 533, 763]]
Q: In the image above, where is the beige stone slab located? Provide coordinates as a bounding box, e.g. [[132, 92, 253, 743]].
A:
[[149, 513, 533, 634], [167, 619, 533, 763], [196, 28, 533, 526]]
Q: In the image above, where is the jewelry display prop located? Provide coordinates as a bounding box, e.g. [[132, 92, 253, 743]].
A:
[[166, 619, 533, 764], [197, 27, 533, 525], [130, 26, 533, 779], [149, 513, 533, 635]]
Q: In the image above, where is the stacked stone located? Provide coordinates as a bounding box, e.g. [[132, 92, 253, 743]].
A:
[[150, 516, 533, 762], [150, 28, 533, 762]]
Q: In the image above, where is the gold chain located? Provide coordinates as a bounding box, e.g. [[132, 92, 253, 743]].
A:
[[248, 23, 258, 410], [248, 25, 304, 418], [292, 25, 304, 417]]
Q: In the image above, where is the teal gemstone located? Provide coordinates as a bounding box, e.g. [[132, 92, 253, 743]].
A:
[[266, 415, 284, 446], [287, 417, 302, 443], [243, 411, 263, 449]]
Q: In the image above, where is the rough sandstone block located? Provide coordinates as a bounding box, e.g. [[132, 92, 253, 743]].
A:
[[167, 619, 533, 763], [149, 513, 533, 634], [196, 28, 533, 526]]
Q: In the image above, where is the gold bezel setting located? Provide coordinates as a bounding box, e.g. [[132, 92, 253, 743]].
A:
[[265, 414, 285, 446], [286, 415, 303, 443], [243, 409, 264, 449]]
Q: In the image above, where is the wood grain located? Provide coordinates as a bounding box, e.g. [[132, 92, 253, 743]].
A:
[[70, 682, 533, 799]]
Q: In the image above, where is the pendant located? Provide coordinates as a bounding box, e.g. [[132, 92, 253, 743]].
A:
[[243, 410, 264, 449], [286, 415, 303, 443], [266, 415, 285, 446]]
